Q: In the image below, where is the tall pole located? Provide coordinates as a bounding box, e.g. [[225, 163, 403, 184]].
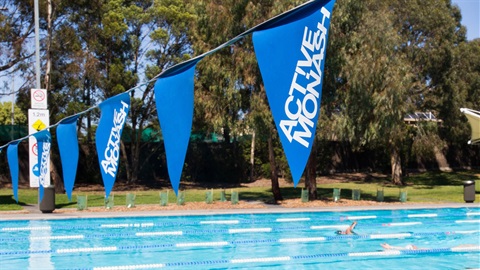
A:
[[34, 0, 41, 89], [11, 76, 14, 140], [32, 0, 52, 212]]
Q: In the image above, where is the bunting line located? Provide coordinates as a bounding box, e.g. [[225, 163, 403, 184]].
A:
[[0, 0, 337, 197], [0, 0, 326, 151]]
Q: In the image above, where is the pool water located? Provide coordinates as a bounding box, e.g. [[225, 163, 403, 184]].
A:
[[1, 207, 479, 269]]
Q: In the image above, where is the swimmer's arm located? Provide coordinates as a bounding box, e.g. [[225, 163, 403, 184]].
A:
[[381, 243, 405, 250]]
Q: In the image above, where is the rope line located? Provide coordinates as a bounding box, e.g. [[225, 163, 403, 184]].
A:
[[1, 222, 479, 243], [1, 231, 478, 256], [2, 211, 479, 232], [85, 247, 480, 270]]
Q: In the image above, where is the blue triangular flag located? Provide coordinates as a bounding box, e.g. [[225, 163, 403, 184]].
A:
[[33, 129, 51, 202], [252, 0, 336, 186], [57, 115, 80, 201], [7, 141, 20, 202], [154, 60, 199, 195], [95, 92, 130, 198]]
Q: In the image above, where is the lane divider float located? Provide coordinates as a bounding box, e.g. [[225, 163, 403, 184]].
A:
[[90, 247, 480, 270]]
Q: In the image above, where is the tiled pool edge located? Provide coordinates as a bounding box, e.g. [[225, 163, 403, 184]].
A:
[[1, 203, 479, 221]]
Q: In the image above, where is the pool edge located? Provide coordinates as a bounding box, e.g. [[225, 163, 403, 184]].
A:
[[1, 203, 479, 221]]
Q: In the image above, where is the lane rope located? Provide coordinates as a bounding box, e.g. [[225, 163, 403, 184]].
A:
[[1, 231, 478, 256], [87, 247, 480, 270], [2, 211, 479, 232]]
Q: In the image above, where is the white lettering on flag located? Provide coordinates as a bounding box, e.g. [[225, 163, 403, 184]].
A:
[[280, 7, 331, 148], [101, 100, 129, 177], [39, 141, 50, 187]]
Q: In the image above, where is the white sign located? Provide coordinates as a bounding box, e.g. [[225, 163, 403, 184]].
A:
[[31, 89, 47, 109], [28, 109, 50, 187]]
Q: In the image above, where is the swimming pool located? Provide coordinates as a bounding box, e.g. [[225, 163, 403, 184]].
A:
[[1, 206, 479, 269]]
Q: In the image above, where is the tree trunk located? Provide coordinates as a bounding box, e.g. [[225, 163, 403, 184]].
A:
[[305, 144, 317, 200], [390, 146, 404, 185], [120, 141, 131, 183], [434, 146, 452, 172], [50, 159, 64, 193], [130, 139, 140, 184], [268, 132, 283, 202], [45, 0, 64, 193], [250, 130, 255, 182]]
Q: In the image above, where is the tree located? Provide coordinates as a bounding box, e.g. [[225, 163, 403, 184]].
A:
[[0, 102, 26, 124], [321, 0, 466, 185], [439, 38, 480, 164], [189, 0, 308, 200], [137, 0, 196, 184], [189, 0, 256, 185], [44, 0, 195, 185], [391, 0, 466, 172], [0, 0, 35, 98], [323, 0, 413, 185]]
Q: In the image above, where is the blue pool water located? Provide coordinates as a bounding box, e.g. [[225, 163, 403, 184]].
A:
[[1, 207, 479, 269]]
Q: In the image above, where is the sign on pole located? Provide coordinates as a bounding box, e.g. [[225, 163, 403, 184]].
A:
[[28, 109, 50, 187], [31, 89, 47, 109]]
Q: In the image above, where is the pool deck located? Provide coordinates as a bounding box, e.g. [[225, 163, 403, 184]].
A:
[[1, 202, 479, 221]]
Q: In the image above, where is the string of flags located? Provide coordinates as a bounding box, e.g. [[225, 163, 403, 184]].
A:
[[0, 0, 336, 202]]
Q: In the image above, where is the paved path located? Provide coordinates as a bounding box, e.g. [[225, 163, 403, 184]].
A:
[[1, 203, 478, 221]]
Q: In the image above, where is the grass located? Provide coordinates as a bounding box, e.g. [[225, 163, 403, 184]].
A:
[[1, 170, 479, 211]]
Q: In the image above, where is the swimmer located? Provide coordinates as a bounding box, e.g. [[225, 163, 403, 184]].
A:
[[336, 221, 357, 235], [381, 243, 419, 250], [381, 243, 479, 251]]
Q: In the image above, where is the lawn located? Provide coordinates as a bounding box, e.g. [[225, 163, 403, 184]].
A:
[[0, 170, 479, 211]]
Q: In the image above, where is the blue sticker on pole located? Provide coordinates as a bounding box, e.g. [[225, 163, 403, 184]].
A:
[[95, 92, 130, 198], [252, 0, 335, 186]]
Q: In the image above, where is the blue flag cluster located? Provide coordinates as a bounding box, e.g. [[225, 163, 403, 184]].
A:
[[1, 0, 336, 199]]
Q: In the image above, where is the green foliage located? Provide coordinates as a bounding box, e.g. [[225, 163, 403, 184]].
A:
[[411, 122, 446, 162], [0, 102, 27, 124], [1, 0, 479, 189]]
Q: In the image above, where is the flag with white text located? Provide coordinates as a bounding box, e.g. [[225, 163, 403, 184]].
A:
[[252, 0, 335, 186], [33, 129, 51, 202], [95, 92, 130, 197]]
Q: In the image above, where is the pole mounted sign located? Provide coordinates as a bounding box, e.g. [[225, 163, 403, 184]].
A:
[[31, 89, 47, 109], [29, 89, 50, 188]]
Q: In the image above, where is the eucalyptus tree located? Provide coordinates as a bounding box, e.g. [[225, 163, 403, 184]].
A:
[[443, 39, 480, 161], [44, 0, 195, 184], [0, 0, 35, 94], [321, 0, 467, 185], [132, 0, 195, 184], [189, 0, 258, 185], [390, 0, 466, 170], [324, 0, 413, 185], [189, 0, 308, 199]]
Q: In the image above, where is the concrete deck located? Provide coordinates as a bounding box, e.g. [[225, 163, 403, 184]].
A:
[[1, 203, 478, 221]]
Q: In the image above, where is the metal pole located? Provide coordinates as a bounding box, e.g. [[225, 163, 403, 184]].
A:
[[11, 76, 14, 140], [11, 76, 15, 141], [34, 0, 41, 89]]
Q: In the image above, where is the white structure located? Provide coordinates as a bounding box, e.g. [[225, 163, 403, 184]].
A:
[[460, 108, 480, 144]]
